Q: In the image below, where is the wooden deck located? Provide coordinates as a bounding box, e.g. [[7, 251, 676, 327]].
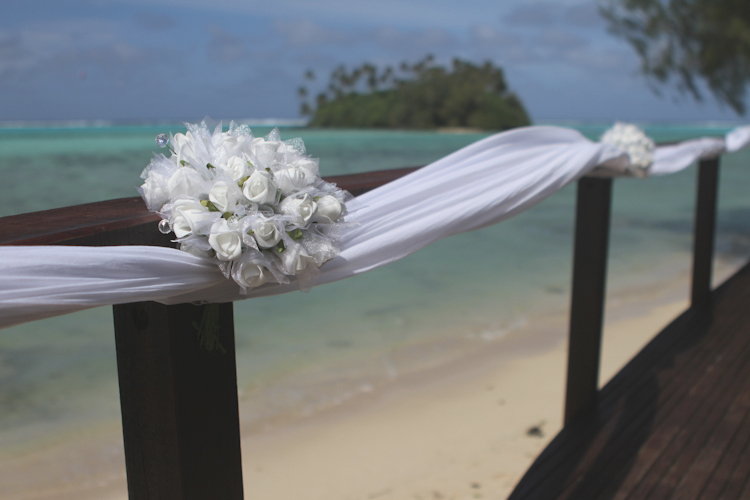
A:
[[508, 260, 750, 500]]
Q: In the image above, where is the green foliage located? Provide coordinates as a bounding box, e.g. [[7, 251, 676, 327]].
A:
[[299, 56, 531, 130], [601, 0, 750, 114]]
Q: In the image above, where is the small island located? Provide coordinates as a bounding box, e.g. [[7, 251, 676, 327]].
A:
[[299, 55, 531, 131]]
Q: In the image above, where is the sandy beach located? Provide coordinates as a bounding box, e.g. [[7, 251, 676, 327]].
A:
[[0, 254, 728, 500], [239, 297, 690, 500]]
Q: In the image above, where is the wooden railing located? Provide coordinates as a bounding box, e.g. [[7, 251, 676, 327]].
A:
[[564, 158, 721, 424], [0, 155, 722, 499]]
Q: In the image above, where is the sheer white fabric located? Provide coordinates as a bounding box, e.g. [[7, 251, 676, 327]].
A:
[[648, 126, 750, 176], [1, 125, 748, 329]]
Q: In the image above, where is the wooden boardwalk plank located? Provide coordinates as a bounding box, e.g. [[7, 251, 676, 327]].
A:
[[717, 435, 750, 500], [699, 407, 750, 499], [674, 376, 750, 500], [575, 306, 750, 500], [510, 303, 734, 500], [508, 311, 707, 499], [637, 342, 750, 500], [508, 261, 750, 500], [582, 319, 750, 500], [621, 307, 750, 500]]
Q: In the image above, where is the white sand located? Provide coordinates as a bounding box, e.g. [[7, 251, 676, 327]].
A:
[[238, 298, 688, 500]]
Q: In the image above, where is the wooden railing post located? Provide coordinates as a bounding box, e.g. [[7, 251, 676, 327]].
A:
[[113, 301, 243, 500], [691, 157, 721, 307], [100, 223, 244, 500], [564, 177, 613, 424]]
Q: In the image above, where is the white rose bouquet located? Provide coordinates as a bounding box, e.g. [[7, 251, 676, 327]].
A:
[[600, 122, 655, 177], [139, 119, 351, 293]]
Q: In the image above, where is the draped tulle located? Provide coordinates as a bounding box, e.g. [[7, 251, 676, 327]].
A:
[[1, 125, 748, 329]]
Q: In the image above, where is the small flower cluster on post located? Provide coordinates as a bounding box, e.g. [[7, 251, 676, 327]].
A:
[[139, 120, 350, 292], [600, 122, 655, 177]]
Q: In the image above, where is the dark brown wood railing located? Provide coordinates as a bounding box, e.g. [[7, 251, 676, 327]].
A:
[[0, 166, 420, 246], [0, 153, 723, 499], [563, 158, 721, 423]]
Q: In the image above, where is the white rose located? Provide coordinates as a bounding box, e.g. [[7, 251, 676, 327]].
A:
[[232, 256, 268, 290], [209, 180, 243, 213], [274, 166, 307, 195], [171, 200, 218, 238], [208, 220, 243, 261], [296, 159, 319, 182], [251, 138, 281, 166], [280, 194, 317, 227], [219, 155, 250, 181], [139, 174, 169, 211], [249, 137, 265, 151], [167, 168, 205, 199], [216, 133, 252, 161], [251, 218, 282, 248], [242, 171, 278, 205], [280, 247, 316, 275], [171, 132, 198, 165], [313, 195, 343, 224]]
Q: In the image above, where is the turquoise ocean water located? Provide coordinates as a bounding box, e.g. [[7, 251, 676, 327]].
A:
[[0, 123, 749, 453]]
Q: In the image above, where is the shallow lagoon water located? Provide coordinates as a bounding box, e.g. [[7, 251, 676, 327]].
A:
[[0, 123, 749, 450]]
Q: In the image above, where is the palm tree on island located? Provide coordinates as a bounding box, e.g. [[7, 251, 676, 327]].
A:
[[299, 55, 531, 131]]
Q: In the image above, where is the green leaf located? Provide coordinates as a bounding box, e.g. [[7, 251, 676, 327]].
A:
[[286, 228, 304, 240], [206, 163, 215, 170], [276, 240, 286, 253], [180, 160, 188, 166], [201, 200, 219, 212], [222, 212, 233, 219]]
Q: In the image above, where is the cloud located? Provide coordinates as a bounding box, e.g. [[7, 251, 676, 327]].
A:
[[470, 25, 523, 46], [0, 31, 33, 74], [504, 3, 558, 26], [467, 21, 627, 76], [134, 13, 177, 30], [564, 4, 606, 28], [473, 3, 618, 74], [104, 0, 507, 31], [0, 19, 120, 79], [372, 27, 456, 54], [207, 25, 248, 63], [503, 2, 606, 30], [541, 29, 588, 50], [273, 19, 351, 47], [0, 18, 181, 91]]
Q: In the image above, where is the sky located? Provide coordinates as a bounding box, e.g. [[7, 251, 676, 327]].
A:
[[0, 0, 745, 124]]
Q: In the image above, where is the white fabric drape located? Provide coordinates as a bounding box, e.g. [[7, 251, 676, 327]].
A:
[[1, 125, 748, 329]]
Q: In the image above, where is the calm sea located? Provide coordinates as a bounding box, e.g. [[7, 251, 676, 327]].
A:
[[0, 123, 748, 451]]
